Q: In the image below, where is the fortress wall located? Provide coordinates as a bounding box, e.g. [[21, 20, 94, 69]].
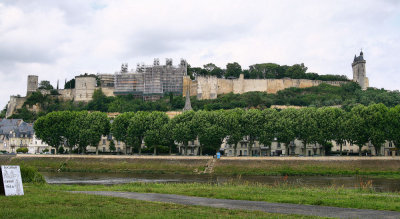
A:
[[101, 87, 115, 97], [242, 79, 268, 93], [196, 76, 218, 99], [6, 96, 26, 118], [58, 89, 73, 101], [191, 75, 347, 99], [183, 76, 198, 97], [216, 79, 233, 95]]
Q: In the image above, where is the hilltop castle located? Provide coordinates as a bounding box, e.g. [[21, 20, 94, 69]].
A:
[[5, 52, 368, 118]]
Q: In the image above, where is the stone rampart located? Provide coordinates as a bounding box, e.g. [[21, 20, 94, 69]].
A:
[[184, 74, 348, 100]]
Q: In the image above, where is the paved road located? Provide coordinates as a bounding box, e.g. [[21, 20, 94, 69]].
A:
[[70, 191, 400, 218]]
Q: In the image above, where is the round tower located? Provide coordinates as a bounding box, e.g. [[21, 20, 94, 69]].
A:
[[27, 75, 39, 95]]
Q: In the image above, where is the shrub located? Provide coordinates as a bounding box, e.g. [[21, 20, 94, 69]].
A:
[[16, 147, 28, 154], [20, 166, 46, 184]]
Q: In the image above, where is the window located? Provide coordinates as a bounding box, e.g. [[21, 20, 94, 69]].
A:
[[277, 143, 281, 148], [389, 142, 393, 147], [117, 141, 120, 145], [343, 142, 346, 146], [102, 139, 106, 145], [244, 150, 247, 156], [103, 147, 105, 152], [117, 147, 121, 152]]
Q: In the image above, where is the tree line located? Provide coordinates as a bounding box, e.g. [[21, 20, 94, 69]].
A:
[[33, 104, 400, 156], [189, 62, 348, 81]]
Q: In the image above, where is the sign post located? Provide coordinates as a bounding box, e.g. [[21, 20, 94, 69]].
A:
[[0, 165, 24, 196]]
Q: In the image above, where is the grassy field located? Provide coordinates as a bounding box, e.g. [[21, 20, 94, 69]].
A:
[[52, 182, 400, 212], [0, 185, 319, 219], [3, 155, 400, 178], [5, 155, 209, 174], [214, 158, 400, 178]]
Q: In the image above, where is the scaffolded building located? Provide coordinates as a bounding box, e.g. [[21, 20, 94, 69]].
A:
[[114, 59, 187, 100]]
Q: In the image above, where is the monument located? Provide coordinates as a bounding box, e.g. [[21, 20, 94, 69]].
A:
[[0, 165, 24, 196]]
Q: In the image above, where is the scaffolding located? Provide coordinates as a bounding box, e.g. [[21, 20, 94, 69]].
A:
[[113, 58, 187, 100]]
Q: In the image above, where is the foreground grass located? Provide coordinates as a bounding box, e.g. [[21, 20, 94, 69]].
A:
[[0, 185, 317, 219], [53, 182, 400, 212]]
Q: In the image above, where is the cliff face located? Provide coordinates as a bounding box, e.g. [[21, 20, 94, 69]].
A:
[[183, 74, 347, 99]]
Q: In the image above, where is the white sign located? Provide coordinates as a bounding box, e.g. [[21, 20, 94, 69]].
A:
[[1, 165, 24, 196]]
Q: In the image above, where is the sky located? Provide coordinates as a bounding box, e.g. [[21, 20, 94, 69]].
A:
[[0, 0, 400, 109]]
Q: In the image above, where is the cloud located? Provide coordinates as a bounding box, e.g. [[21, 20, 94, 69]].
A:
[[1, 0, 400, 109]]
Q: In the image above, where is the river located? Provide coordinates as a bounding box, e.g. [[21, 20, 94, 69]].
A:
[[41, 172, 400, 192]]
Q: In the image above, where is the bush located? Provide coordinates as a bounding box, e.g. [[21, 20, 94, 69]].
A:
[[20, 166, 46, 184], [16, 147, 28, 154]]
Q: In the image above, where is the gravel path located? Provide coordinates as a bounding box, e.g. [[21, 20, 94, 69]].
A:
[[70, 191, 400, 218]]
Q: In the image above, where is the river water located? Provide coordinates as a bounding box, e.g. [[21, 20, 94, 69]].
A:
[[42, 172, 400, 192]]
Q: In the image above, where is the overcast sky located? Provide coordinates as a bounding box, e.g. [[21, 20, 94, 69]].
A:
[[1, 0, 399, 109]]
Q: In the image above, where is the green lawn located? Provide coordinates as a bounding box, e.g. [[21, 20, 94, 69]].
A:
[[53, 182, 400, 212], [0, 185, 318, 219]]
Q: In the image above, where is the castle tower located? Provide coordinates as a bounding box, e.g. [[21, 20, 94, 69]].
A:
[[352, 51, 369, 90], [74, 75, 97, 102], [27, 75, 38, 95]]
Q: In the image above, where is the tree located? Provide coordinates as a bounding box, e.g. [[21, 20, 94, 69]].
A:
[[388, 105, 400, 156], [144, 111, 169, 155], [84, 112, 110, 155], [225, 62, 242, 78], [192, 110, 227, 155], [259, 109, 278, 156], [275, 108, 297, 156], [111, 112, 135, 154], [87, 89, 110, 112], [242, 109, 264, 156], [316, 107, 347, 156], [160, 120, 176, 155], [364, 104, 389, 156], [127, 111, 150, 155], [38, 80, 54, 90], [294, 107, 318, 156], [223, 108, 244, 156], [34, 111, 71, 151], [64, 78, 75, 89], [109, 140, 116, 152], [347, 105, 369, 156], [172, 111, 196, 155]]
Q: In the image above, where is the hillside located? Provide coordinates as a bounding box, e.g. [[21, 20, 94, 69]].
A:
[[4, 81, 400, 122]]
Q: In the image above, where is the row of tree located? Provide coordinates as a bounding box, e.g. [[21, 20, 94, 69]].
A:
[[33, 104, 400, 156], [189, 62, 348, 81]]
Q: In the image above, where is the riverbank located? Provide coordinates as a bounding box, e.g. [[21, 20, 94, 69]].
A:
[[3, 154, 400, 178]]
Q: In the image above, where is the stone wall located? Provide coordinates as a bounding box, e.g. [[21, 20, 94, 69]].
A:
[[183, 74, 348, 100], [6, 96, 26, 118]]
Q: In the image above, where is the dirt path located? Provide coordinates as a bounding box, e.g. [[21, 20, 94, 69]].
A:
[[70, 191, 400, 218]]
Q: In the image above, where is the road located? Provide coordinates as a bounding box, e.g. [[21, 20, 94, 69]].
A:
[[70, 191, 400, 218]]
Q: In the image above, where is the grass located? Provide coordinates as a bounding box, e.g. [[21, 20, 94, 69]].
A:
[[214, 159, 400, 178], [7, 156, 208, 174], [0, 185, 319, 219], [51, 181, 400, 212], [3, 156, 400, 178]]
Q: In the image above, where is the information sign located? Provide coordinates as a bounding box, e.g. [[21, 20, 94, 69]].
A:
[[0, 165, 24, 196]]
